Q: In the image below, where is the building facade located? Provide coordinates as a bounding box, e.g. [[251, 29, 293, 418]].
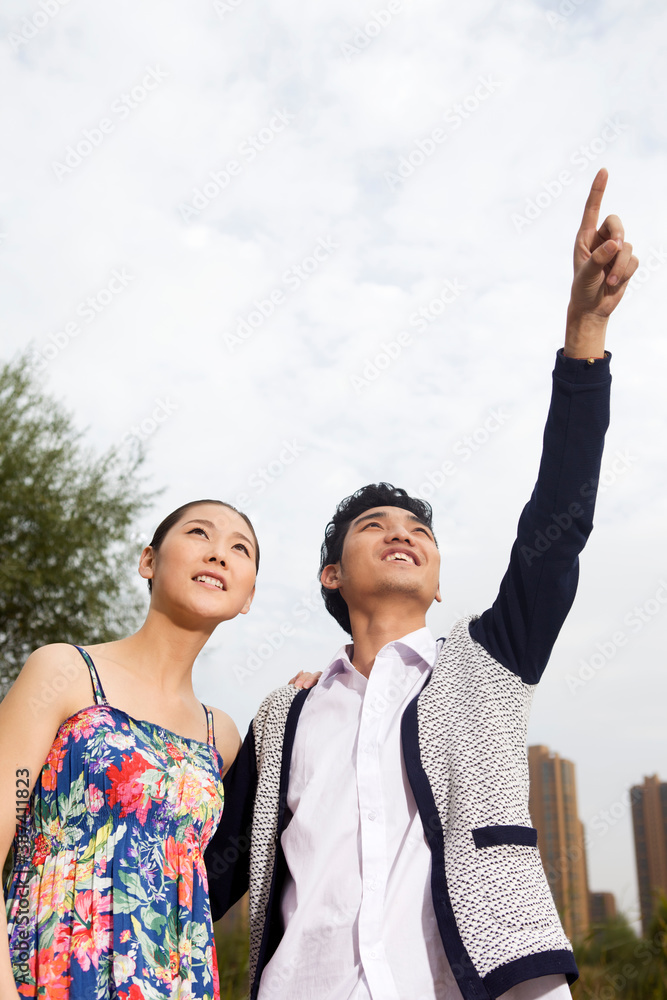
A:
[[528, 744, 590, 941], [631, 774, 667, 934], [589, 891, 617, 926]]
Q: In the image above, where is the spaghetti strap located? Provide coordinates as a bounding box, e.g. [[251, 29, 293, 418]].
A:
[[73, 645, 109, 705], [202, 703, 216, 747]]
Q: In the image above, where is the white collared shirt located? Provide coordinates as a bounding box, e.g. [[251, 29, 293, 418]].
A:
[[257, 629, 570, 1000]]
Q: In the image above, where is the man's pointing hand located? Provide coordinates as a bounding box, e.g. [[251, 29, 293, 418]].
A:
[[564, 168, 638, 359]]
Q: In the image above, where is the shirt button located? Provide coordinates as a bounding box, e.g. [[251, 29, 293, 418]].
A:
[[370, 951, 377, 960], [367, 811, 377, 821], [363, 744, 373, 754]]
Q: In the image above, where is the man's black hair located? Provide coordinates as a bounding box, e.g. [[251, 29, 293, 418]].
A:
[[318, 482, 435, 636]]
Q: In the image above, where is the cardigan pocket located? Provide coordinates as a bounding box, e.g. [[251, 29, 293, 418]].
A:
[[472, 824, 538, 849]]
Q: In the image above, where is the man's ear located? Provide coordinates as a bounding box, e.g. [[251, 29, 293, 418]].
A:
[[138, 546, 155, 582], [434, 583, 442, 604], [320, 564, 342, 592], [239, 585, 255, 615]]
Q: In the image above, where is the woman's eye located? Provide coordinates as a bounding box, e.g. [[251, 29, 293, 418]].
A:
[[187, 527, 208, 537], [234, 543, 250, 556]]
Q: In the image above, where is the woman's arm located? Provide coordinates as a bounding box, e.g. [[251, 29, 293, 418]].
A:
[[0, 644, 93, 994]]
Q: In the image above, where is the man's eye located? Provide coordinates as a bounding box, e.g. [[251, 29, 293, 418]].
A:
[[415, 527, 430, 535], [362, 522, 382, 529]]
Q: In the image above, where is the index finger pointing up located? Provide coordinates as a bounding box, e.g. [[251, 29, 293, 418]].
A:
[[579, 167, 608, 235]]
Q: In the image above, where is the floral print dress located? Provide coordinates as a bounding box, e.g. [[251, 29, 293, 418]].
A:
[[5, 646, 225, 1000]]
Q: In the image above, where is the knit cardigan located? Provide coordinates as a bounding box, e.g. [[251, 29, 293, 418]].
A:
[[206, 350, 612, 1000]]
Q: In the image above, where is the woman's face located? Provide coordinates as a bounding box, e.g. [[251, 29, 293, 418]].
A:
[[141, 502, 257, 625]]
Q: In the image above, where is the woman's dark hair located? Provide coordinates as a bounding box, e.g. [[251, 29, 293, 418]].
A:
[[147, 499, 259, 592], [318, 483, 435, 636]]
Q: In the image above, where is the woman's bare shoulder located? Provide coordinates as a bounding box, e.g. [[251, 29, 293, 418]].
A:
[[7, 643, 98, 721]]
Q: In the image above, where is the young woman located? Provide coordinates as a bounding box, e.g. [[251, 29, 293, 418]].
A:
[[0, 499, 314, 1000]]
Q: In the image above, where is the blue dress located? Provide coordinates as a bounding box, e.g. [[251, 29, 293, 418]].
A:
[[5, 646, 225, 999]]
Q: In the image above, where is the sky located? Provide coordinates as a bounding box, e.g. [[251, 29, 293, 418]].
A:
[[1, 0, 666, 929]]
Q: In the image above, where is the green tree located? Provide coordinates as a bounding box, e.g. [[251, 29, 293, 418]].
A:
[[0, 354, 155, 698], [573, 901, 667, 998]]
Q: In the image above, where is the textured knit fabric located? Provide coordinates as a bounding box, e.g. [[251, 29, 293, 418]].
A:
[[257, 629, 570, 1000], [246, 685, 300, 989], [239, 623, 575, 1000], [407, 618, 571, 985], [206, 351, 612, 1000], [5, 646, 224, 1000]]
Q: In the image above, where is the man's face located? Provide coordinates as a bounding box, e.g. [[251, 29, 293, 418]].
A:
[[320, 505, 441, 614]]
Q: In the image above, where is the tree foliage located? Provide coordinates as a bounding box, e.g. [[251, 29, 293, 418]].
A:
[[573, 898, 667, 998], [0, 355, 155, 696]]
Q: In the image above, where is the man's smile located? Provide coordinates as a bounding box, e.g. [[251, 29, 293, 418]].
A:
[[381, 548, 420, 566]]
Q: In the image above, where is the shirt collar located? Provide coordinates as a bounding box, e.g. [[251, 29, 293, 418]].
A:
[[320, 627, 439, 684]]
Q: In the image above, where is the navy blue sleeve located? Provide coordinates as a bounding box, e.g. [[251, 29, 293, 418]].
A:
[[468, 349, 611, 684], [204, 721, 257, 922]]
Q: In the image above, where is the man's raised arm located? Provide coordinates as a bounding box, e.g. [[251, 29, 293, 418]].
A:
[[469, 169, 638, 684]]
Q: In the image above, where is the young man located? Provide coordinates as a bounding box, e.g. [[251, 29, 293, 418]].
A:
[[205, 169, 637, 1000]]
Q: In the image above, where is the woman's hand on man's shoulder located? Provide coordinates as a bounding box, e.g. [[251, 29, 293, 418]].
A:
[[289, 670, 322, 689]]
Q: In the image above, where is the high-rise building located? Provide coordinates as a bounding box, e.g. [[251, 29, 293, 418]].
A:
[[589, 891, 617, 926], [631, 774, 667, 934], [528, 745, 590, 941]]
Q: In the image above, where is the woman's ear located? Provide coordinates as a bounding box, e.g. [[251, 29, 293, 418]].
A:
[[239, 585, 255, 615], [138, 545, 155, 582]]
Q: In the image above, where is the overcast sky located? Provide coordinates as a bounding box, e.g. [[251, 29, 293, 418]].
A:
[[2, 0, 666, 929]]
